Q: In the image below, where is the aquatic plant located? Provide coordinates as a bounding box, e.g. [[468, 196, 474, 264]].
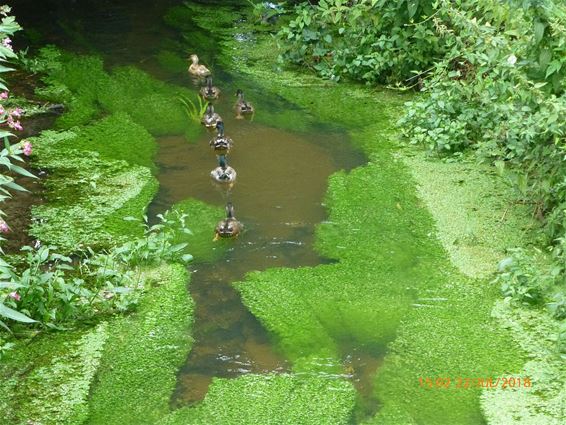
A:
[[179, 94, 208, 123]]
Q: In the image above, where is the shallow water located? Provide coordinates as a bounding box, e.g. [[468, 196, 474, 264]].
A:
[[150, 107, 365, 405], [14, 0, 377, 411]]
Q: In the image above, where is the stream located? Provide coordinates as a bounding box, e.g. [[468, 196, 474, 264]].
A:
[[13, 0, 375, 412]]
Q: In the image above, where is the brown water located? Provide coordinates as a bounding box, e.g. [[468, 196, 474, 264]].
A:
[[150, 105, 365, 405], [12, 0, 371, 409]]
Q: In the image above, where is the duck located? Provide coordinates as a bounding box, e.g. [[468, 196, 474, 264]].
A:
[[210, 154, 237, 184], [209, 121, 233, 154], [200, 76, 220, 100], [235, 89, 255, 118], [188, 54, 211, 77], [201, 103, 222, 128], [214, 202, 243, 240]]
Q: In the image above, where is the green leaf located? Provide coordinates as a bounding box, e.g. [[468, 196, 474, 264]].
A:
[[181, 254, 194, 263], [7, 163, 36, 179], [0, 303, 37, 323], [534, 21, 545, 44], [3, 180, 28, 192], [0, 319, 11, 333], [545, 60, 562, 79], [169, 243, 188, 252], [408, 0, 419, 19], [539, 48, 552, 69], [0, 282, 23, 289]]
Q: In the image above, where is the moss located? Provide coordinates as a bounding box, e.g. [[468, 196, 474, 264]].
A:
[[87, 264, 193, 425], [168, 198, 227, 263], [30, 130, 158, 252], [158, 374, 356, 425], [0, 323, 108, 425]]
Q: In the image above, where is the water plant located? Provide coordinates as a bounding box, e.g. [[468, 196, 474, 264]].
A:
[[179, 94, 208, 123]]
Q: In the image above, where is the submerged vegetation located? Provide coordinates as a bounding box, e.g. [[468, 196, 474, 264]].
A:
[[0, 0, 564, 424], [277, 0, 566, 326]]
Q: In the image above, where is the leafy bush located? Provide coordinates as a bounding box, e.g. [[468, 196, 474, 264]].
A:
[[0, 211, 193, 331]]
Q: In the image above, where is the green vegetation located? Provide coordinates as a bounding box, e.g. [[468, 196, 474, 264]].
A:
[[87, 264, 192, 425], [159, 374, 356, 425], [0, 323, 108, 425], [30, 47, 198, 137], [29, 130, 158, 251], [278, 0, 566, 319], [168, 198, 226, 263]]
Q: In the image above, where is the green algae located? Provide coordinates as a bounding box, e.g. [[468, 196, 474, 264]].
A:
[[35, 47, 197, 136], [55, 112, 157, 170], [0, 323, 108, 425], [168, 198, 226, 263], [158, 374, 356, 425], [480, 300, 566, 425], [30, 130, 158, 252], [401, 152, 541, 278], [87, 264, 193, 425]]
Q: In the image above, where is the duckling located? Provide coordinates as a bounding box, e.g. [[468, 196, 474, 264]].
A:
[[210, 154, 237, 184], [214, 202, 243, 240], [209, 121, 233, 154], [188, 54, 211, 77], [200, 76, 220, 100], [201, 104, 222, 128], [235, 89, 255, 118]]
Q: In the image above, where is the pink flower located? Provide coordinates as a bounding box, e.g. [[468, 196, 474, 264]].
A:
[[0, 221, 9, 233], [2, 38, 12, 49], [0, 91, 9, 99], [8, 292, 21, 302], [7, 117, 22, 131], [10, 108, 23, 118], [0, 106, 5, 115], [22, 141, 32, 156]]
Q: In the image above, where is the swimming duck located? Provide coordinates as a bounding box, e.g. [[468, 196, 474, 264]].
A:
[[188, 54, 211, 77], [214, 202, 243, 240], [209, 121, 233, 154], [201, 104, 222, 128], [235, 89, 255, 118], [200, 76, 220, 100], [210, 154, 237, 184]]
